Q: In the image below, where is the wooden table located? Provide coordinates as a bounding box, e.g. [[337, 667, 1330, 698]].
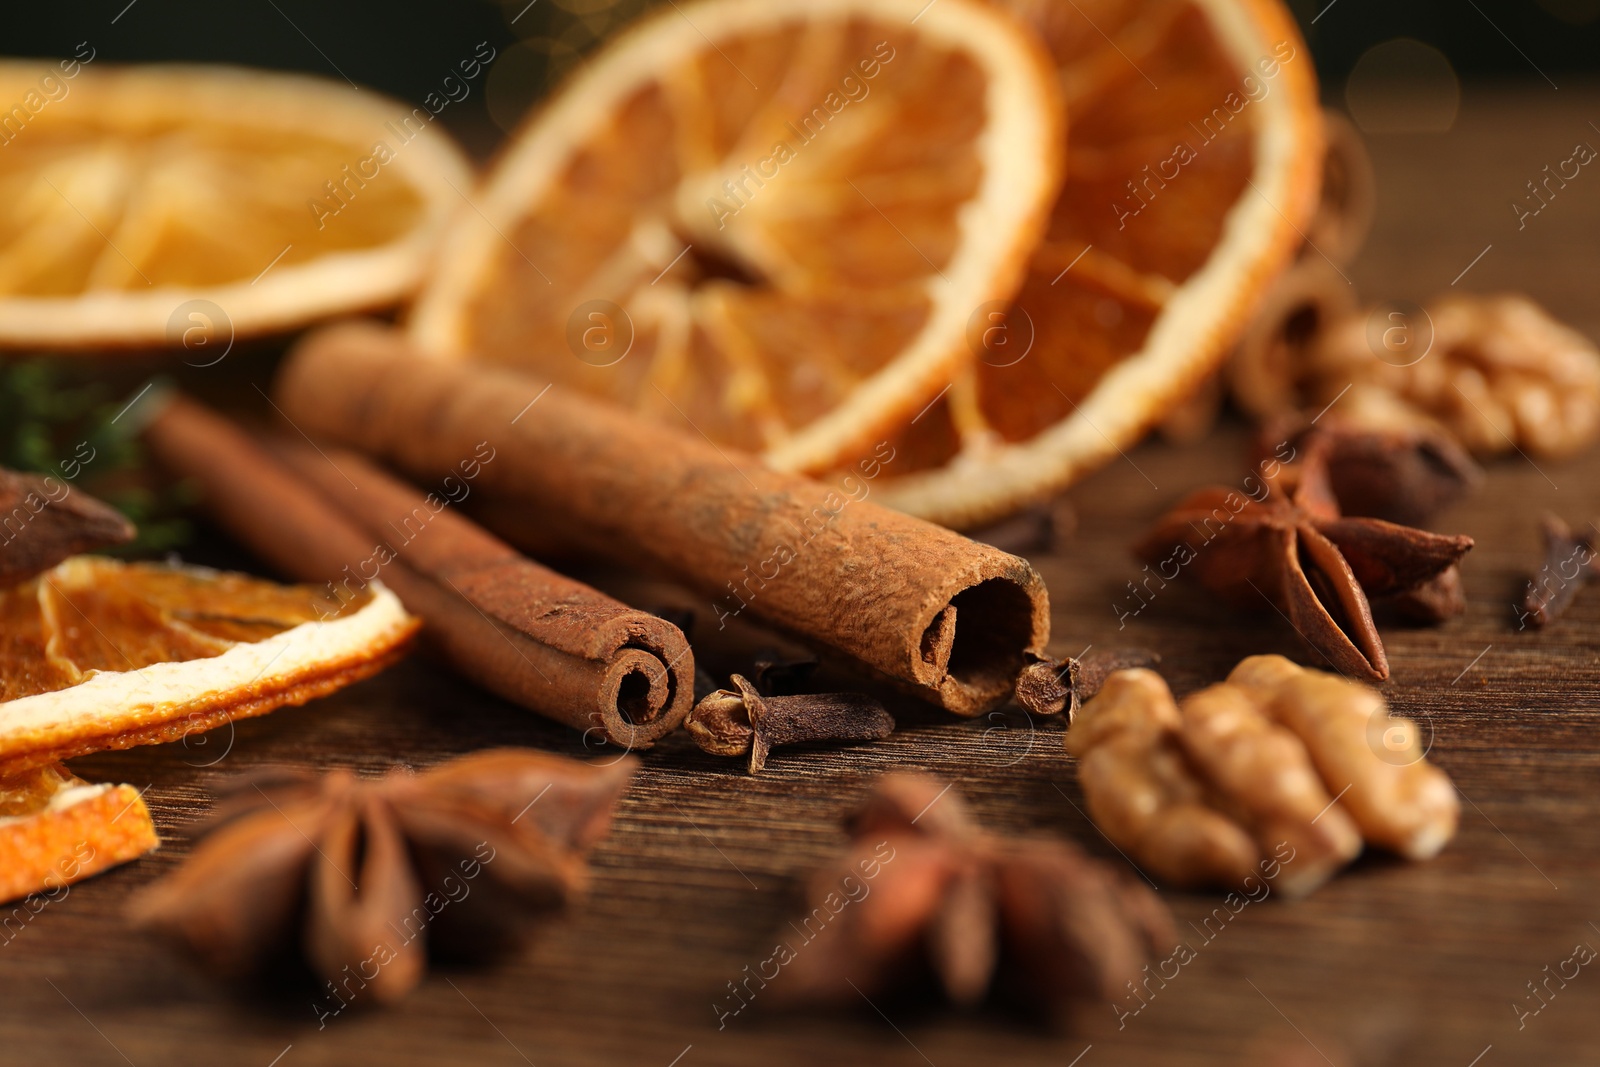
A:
[[5, 88, 1599, 1067]]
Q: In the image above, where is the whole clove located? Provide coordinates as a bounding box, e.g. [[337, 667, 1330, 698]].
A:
[[685, 675, 893, 773], [1518, 513, 1598, 630], [1013, 648, 1161, 720]]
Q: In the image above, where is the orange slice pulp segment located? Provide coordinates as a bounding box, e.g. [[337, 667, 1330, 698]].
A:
[[0, 62, 473, 347], [872, 0, 1324, 527], [409, 0, 1064, 473], [0, 557, 417, 772]]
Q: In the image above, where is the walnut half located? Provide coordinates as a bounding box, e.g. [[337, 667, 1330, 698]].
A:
[[1307, 293, 1600, 460], [1065, 656, 1458, 897]]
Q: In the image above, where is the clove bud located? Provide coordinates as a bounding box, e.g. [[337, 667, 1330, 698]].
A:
[[1519, 513, 1598, 629], [1014, 648, 1161, 720], [685, 675, 893, 773]]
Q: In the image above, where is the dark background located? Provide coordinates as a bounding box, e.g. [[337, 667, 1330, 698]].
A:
[[10, 0, 1600, 158]]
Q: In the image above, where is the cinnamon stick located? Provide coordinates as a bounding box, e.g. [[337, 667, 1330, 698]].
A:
[[1306, 110, 1376, 269], [143, 395, 693, 748], [1226, 113, 1371, 426], [275, 321, 1050, 716], [1228, 257, 1358, 422]]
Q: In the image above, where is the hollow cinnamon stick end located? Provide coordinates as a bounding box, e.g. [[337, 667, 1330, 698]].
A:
[[588, 616, 695, 750], [1228, 259, 1358, 422], [1309, 110, 1377, 269], [921, 557, 1051, 717]]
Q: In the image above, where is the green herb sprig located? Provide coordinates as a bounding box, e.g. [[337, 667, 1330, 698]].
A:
[[0, 358, 190, 553]]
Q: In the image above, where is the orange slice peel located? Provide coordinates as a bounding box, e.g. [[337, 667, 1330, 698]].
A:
[[0, 557, 418, 774], [876, 0, 1325, 526], [409, 0, 1065, 474], [0, 763, 159, 904], [0, 62, 473, 348]]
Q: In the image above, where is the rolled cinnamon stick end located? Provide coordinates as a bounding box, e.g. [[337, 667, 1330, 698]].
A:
[[1228, 257, 1358, 422], [1306, 110, 1376, 269], [144, 395, 692, 748], [276, 321, 1050, 716]]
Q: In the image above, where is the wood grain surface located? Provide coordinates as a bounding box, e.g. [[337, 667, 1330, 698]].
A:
[[3, 89, 1599, 1067]]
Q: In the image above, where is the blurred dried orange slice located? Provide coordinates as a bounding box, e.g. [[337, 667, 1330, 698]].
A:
[[0, 63, 472, 348], [409, 0, 1063, 473], [0, 557, 417, 773], [874, 0, 1325, 527], [0, 763, 159, 904]]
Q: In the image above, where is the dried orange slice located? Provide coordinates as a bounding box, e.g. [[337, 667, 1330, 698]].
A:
[[0, 557, 417, 773], [0, 62, 472, 348], [409, 0, 1063, 472], [0, 763, 159, 904], [874, 0, 1324, 527]]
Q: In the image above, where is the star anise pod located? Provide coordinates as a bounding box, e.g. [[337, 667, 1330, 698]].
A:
[[1135, 441, 1472, 681], [0, 467, 133, 586], [770, 774, 1175, 1023], [1254, 417, 1481, 527], [130, 749, 637, 1004]]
